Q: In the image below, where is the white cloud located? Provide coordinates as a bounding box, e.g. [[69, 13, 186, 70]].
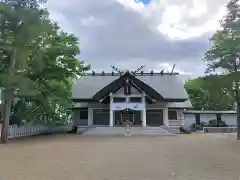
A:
[[45, 0, 229, 76], [158, 5, 226, 40], [80, 16, 105, 27], [117, 0, 228, 40]]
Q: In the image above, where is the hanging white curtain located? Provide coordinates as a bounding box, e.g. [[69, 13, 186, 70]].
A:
[[111, 103, 144, 111]]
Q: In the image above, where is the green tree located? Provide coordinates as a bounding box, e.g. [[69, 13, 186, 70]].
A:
[[11, 23, 89, 125], [0, 0, 90, 143], [0, 0, 51, 143], [185, 78, 209, 110], [204, 0, 240, 138], [185, 76, 235, 110]]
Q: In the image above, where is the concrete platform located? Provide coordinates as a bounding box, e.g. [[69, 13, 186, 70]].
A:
[[81, 127, 175, 136]]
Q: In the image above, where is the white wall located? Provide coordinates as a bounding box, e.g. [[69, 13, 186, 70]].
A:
[[183, 114, 195, 127], [222, 114, 237, 126], [73, 102, 238, 128], [183, 113, 237, 127], [73, 103, 110, 126], [184, 113, 216, 128], [199, 114, 217, 123], [72, 109, 88, 126], [72, 109, 80, 126]]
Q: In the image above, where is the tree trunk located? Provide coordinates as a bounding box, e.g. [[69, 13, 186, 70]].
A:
[[0, 90, 12, 143], [233, 58, 240, 139], [237, 99, 240, 139]]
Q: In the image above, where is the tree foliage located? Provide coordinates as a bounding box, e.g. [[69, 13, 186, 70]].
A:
[[204, 0, 240, 73], [0, 0, 90, 143], [203, 0, 240, 138], [9, 23, 90, 125], [204, 0, 240, 104], [185, 75, 236, 110]]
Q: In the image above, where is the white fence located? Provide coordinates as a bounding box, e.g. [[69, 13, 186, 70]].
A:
[[183, 113, 237, 128], [8, 123, 72, 138], [203, 127, 237, 133]]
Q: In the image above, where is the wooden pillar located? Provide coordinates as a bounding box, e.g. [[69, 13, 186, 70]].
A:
[[109, 93, 113, 127], [163, 107, 169, 126]]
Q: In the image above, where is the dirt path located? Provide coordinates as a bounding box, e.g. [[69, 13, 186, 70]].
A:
[[0, 134, 240, 180]]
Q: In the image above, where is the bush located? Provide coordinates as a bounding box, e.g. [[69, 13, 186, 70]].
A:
[[208, 119, 218, 127], [207, 119, 228, 127], [219, 120, 228, 127], [200, 121, 208, 127], [191, 123, 202, 131]]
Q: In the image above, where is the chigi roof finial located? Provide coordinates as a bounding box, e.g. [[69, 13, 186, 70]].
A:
[[131, 65, 145, 75], [171, 64, 176, 75], [110, 65, 124, 75], [110, 65, 145, 76]]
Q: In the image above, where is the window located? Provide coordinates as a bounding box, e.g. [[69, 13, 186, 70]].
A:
[[129, 97, 142, 103], [168, 111, 177, 120], [79, 108, 88, 119], [113, 97, 126, 103]]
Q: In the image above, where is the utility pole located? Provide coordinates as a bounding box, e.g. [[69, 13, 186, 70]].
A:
[[233, 59, 240, 139], [235, 79, 240, 140], [237, 95, 240, 139]]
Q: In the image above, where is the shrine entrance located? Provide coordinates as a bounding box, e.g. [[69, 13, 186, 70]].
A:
[[114, 109, 141, 126]]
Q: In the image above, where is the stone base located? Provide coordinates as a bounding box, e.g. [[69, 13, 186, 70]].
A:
[[81, 127, 175, 136]]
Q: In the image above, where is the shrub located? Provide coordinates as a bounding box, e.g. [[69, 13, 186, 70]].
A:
[[200, 121, 208, 127], [207, 119, 228, 127], [218, 120, 228, 127], [208, 119, 218, 127], [191, 123, 202, 131]]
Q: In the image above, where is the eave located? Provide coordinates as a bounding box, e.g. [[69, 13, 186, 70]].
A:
[[92, 71, 164, 102]]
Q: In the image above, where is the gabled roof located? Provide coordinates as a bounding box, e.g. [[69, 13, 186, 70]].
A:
[[72, 72, 189, 102], [138, 75, 188, 100], [92, 71, 163, 102], [72, 75, 118, 101]]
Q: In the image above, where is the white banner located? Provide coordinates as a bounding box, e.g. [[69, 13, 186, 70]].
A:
[[111, 103, 144, 111]]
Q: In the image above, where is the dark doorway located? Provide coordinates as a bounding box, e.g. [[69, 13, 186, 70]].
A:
[[114, 109, 141, 126], [146, 109, 163, 126], [195, 113, 200, 125], [93, 109, 110, 125], [216, 113, 222, 126]]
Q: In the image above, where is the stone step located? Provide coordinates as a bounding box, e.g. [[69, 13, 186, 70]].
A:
[[81, 127, 175, 136], [169, 120, 181, 126], [163, 126, 181, 134]]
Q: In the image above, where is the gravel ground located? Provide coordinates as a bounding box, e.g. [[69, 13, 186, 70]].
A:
[[0, 133, 240, 180]]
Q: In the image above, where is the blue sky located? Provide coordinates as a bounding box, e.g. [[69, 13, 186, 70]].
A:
[[135, 0, 151, 5], [45, 0, 228, 77]]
